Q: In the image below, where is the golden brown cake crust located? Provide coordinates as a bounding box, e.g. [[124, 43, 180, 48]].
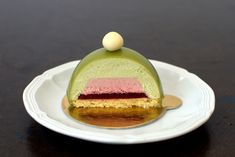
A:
[[72, 98, 161, 108]]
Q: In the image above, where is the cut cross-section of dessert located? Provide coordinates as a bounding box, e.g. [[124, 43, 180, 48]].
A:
[[67, 46, 163, 108], [66, 32, 165, 127]]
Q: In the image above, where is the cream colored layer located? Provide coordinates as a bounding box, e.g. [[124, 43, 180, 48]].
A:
[[72, 98, 162, 108]]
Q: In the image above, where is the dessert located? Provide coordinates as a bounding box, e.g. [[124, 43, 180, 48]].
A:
[[63, 32, 182, 128]]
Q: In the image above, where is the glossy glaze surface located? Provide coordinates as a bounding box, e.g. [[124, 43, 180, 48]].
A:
[[67, 47, 163, 103]]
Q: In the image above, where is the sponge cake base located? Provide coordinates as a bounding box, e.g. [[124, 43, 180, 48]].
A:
[[72, 98, 161, 108], [63, 96, 165, 128]]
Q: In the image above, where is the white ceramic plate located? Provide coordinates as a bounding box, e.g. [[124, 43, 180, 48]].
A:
[[23, 60, 215, 144]]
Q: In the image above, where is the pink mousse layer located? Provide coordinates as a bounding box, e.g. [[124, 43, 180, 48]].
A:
[[79, 78, 147, 99]]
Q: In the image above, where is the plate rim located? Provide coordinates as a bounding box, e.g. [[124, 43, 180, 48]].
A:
[[23, 60, 215, 144]]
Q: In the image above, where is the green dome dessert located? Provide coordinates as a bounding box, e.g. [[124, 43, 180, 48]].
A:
[[67, 32, 164, 109], [62, 32, 185, 128]]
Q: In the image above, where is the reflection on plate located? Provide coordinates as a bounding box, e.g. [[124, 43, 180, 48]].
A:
[[23, 60, 215, 144]]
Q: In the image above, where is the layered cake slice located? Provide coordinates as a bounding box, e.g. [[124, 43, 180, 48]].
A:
[[66, 32, 164, 127]]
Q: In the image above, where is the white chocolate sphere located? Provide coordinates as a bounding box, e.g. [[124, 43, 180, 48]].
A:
[[102, 32, 124, 51]]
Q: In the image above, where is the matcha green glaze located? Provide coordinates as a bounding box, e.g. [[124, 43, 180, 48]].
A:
[[67, 47, 163, 104]]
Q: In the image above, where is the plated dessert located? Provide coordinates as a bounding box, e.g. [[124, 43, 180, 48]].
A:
[[62, 32, 182, 128]]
